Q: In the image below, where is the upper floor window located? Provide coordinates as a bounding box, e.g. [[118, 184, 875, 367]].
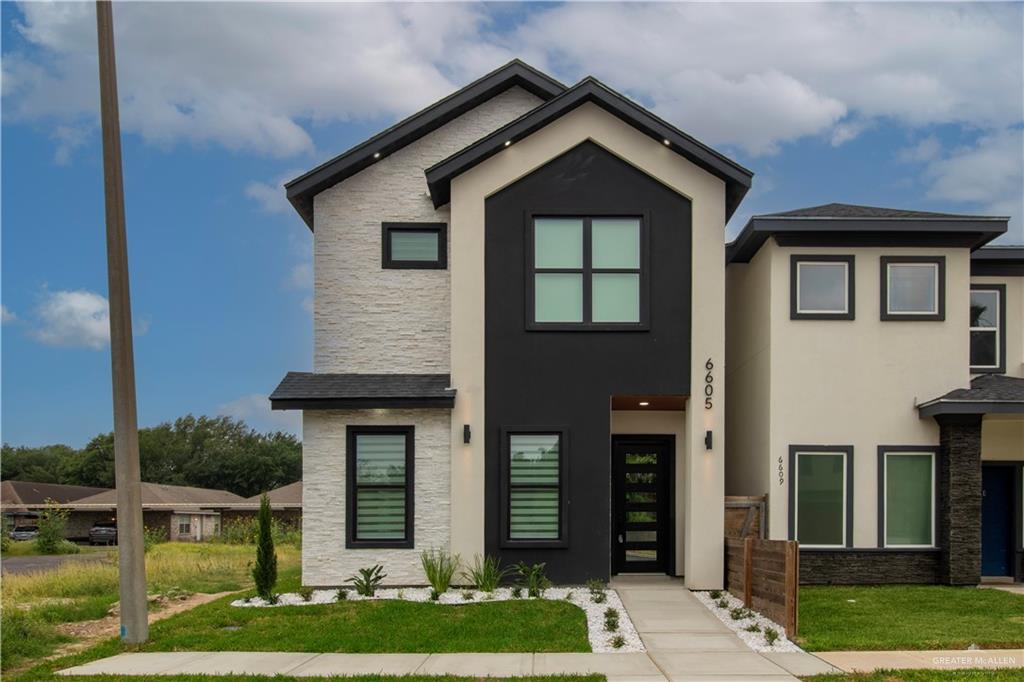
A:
[[970, 284, 1005, 373], [382, 222, 447, 269], [528, 216, 648, 329], [346, 426, 414, 548], [790, 255, 855, 320], [880, 256, 945, 321]]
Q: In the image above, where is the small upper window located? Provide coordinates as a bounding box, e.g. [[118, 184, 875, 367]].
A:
[[791, 255, 855, 320], [382, 222, 446, 269], [970, 284, 1005, 373], [880, 256, 945, 321], [529, 216, 646, 329]]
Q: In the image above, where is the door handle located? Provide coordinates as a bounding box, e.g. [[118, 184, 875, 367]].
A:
[[617, 534, 623, 544]]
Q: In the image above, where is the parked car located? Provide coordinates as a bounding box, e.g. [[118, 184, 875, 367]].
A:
[[9, 525, 39, 541], [89, 522, 118, 545]]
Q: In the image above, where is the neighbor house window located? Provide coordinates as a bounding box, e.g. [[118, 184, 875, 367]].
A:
[[881, 256, 945, 320], [502, 429, 567, 546], [879, 448, 935, 548], [789, 447, 852, 548], [346, 426, 414, 548], [529, 216, 647, 329], [177, 517, 191, 535], [382, 222, 446, 269], [791, 255, 855, 319], [970, 284, 1005, 373]]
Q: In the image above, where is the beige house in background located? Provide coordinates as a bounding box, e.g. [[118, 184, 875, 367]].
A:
[[270, 60, 1022, 589]]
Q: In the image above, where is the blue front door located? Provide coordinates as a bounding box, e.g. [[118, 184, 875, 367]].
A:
[[981, 466, 1014, 577]]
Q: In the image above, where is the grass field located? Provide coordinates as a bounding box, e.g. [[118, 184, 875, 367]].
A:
[[1, 542, 301, 671], [798, 585, 1024, 651], [806, 669, 1024, 681], [2, 540, 86, 556]]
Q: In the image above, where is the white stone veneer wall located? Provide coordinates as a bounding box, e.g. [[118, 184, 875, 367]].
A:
[[302, 409, 451, 586], [312, 86, 542, 374]]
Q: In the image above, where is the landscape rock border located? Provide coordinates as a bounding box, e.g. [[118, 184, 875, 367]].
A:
[[232, 586, 644, 653], [693, 590, 802, 653]]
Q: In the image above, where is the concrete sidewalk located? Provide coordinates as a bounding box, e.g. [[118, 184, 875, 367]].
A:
[[816, 648, 1024, 673]]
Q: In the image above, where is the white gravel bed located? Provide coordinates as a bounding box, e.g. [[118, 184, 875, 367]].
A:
[[693, 590, 802, 653], [232, 586, 643, 653]]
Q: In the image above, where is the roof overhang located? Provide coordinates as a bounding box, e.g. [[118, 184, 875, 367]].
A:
[[284, 60, 565, 230], [917, 400, 1024, 418], [727, 216, 1009, 264], [971, 246, 1024, 276], [917, 375, 1024, 418], [270, 372, 456, 410], [424, 78, 753, 221]]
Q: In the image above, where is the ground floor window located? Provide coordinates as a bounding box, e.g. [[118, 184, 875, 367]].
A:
[[176, 516, 191, 535], [790, 447, 852, 548], [346, 425, 414, 548], [880, 448, 936, 547], [502, 429, 567, 547]]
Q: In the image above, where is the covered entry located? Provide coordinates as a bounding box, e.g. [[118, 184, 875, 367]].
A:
[[612, 435, 674, 573]]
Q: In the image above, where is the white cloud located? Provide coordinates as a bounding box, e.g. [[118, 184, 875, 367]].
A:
[[51, 124, 89, 165], [1, 305, 17, 323], [31, 289, 110, 349], [3, 3, 1020, 161], [287, 262, 313, 290], [217, 393, 301, 437], [898, 136, 943, 164], [246, 169, 303, 214]]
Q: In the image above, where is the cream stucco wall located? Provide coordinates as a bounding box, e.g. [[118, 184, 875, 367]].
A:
[[763, 242, 972, 545], [982, 415, 1024, 460], [610, 410, 687, 574], [972, 275, 1024, 378], [312, 87, 542, 374], [450, 102, 727, 587]]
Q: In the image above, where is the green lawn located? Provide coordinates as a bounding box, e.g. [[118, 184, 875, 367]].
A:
[[798, 586, 1024, 651], [1, 540, 90, 556], [804, 669, 1024, 681]]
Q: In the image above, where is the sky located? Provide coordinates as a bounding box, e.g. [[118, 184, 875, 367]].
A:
[[2, 1, 1022, 448]]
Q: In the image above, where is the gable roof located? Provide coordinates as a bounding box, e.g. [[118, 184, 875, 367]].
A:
[[918, 374, 1024, 418], [972, 245, 1024, 276], [285, 60, 566, 229], [425, 77, 753, 220], [1, 480, 110, 511], [68, 483, 245, 510], [243, 481, 302, 507], [270, 372, 455, 410], [727, 202, 1009, 263]]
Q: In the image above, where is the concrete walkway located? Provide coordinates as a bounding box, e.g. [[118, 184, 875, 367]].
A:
[[59, 577, 840, 681]]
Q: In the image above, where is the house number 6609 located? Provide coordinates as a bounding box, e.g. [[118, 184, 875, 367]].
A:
[[704, 358, 714, 409]]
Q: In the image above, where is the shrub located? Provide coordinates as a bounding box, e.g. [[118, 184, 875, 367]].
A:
[[511, 586, 523, 599], [730, 606, 752, 620], [716, 598, 728, 609], [514, 562, 550, 598], [143, 525, 168, 553], [611, 635, 626, 649], [217, 517, 301, 547], [335, 588, 348, 601], [744, 623, 761, 632], [709, 590, 721, 600], [587, 578, 607, 603], [420, 548, 460, 597], [461, 590, 475, 601], [429, 589, 441, 601], [764, 627, 779, 646], [1, 517, 10, 553], [251, 494, 278, 601], [462, 554, 511, 593], [35, 502, 73, 555], [604, 607, 620, 632], [346, 565, 386, 597], [299, 586, 314, 602], [564, 590, 574, 601], [592, 590, 607, 604]]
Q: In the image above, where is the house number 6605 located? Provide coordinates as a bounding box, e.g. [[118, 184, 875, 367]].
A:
[[704, 358, 714, 409]]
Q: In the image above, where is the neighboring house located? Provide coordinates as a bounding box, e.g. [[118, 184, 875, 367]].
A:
[[1, 480, 110, 530], [726, 212, 1022, 585], [12, 482, 246, 542], [271, 59, 1021, 589], [222, 481, 302, 528]]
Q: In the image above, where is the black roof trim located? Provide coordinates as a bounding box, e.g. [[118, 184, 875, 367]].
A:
[[285, 60, 566, 230], [726, 205, 1008, 264], [424, 77, 753, 220], [270, 372, 456, 410], [917, 375, 1024, 418], [972, 245, 1024, 277]]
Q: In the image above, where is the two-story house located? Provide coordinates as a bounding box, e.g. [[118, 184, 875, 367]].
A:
[[271, 60, 1022, 589]]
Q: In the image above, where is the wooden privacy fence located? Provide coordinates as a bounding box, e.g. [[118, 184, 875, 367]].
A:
[[724, 495, 766, 538], [725, 537, 799, 638]]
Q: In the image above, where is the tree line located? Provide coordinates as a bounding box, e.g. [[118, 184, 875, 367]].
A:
[[1, 415, 301, 499]]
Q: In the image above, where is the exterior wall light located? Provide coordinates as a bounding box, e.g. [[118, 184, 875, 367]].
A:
[[704, 430, 713, 451], [662, 139, 671, 146], [463, 424, 471, 444], [373, 152, 381, 159], [504, 140, 512, 147], [638, 401, 650, 407]]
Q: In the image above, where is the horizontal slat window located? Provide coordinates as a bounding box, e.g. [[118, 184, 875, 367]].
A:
[[505, 431, 566, 545], [347, 426, 413, 547]]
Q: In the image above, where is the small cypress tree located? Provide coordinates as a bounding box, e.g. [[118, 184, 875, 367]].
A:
[[252, 493, 277, 601]]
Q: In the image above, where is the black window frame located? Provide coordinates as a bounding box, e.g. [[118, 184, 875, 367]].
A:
[[880, 255, 946, 321], [525, 212, 650, 331], [345, 425, 415, 549], [499, 426, 570, 548], [969, 283, 1006, 374], [788, 445, 854, 548], [382, 222, 447, 270], [790, 254, 856, 320], [876, 445, 939, 549]]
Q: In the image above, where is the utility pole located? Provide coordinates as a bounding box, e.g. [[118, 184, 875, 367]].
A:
[[96, 0, 148, 643]]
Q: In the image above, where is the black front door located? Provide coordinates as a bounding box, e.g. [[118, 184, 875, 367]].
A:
[[982, 465, 1015, 577], [612, 435, 673, 574]]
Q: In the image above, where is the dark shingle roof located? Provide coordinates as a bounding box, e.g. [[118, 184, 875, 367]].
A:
[[972, 245, 1024, 276], [918, 375, 1024, 418], [242, 481, 302, 507], [1, 481, 110, 510], [763, 203, 995, 220], [70, 483, 246, 509], [270, 373, 455, 410]]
